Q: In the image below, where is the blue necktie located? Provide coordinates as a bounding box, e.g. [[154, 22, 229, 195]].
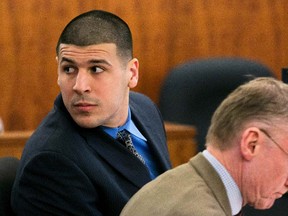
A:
[[117, 130, 146, 164]]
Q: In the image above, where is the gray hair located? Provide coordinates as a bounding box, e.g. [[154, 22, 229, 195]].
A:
[[206, 77, 288, 149]]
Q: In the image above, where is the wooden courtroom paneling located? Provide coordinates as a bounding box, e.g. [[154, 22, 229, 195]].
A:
[[0, 130, 32, 159], [165, 122, 197, 167], [0, 123, 197, 167], [1, 0, 288, 131]]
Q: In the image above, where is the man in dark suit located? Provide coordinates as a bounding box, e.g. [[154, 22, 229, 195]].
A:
[[11, 10, 171, 215], [120, 77, 288, 216]]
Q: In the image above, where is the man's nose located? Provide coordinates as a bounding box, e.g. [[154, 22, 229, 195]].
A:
[[73, 70, 91, 94]]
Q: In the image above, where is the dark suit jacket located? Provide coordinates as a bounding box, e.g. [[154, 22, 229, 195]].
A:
[[120, 153, 232, 216], [11, 92, 172, 216]]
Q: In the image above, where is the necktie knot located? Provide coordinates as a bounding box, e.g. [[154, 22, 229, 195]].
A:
[[117, 130, 145, 164]]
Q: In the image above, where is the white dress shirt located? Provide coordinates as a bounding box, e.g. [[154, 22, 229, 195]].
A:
[[203, 150, 243, 215]]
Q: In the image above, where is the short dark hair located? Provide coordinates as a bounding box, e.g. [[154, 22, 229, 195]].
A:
[[56, 10, 133, 60]]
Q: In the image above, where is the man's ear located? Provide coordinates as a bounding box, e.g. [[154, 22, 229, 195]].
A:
[[240, 127, 262, 160], [127, 58, 139, 89]]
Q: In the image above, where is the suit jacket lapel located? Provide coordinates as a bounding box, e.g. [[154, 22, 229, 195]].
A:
[[191, 153, 232, 216], [130, 100, 172, 172], [82, 127, 151, 188]]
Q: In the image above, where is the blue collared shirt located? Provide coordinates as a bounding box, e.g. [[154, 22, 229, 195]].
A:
[[101, 108, 159, 179], [203, 150, 243, 215]]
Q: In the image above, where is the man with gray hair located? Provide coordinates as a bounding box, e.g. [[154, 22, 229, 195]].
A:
[[121, 77, 288, 216]]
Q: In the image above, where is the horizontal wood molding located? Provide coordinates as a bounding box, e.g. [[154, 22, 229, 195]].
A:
[[0, 122, 197, 167]]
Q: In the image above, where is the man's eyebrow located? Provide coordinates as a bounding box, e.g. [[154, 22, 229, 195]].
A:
[[89, 59, 112, 66], [60, 57, 75, 64], [60, 57, 112, 66]]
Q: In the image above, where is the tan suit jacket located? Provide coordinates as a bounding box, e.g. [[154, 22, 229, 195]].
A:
[[120, 153, 232, 216]]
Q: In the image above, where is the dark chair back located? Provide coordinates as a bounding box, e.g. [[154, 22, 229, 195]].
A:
[[159, 57, 288, 215], [159, 57, 275, 152], [0, 157, 19, 216]]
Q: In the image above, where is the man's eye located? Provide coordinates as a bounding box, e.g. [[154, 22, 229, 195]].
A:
[[91, 66, 104, 74], [63, 67, 75, 74]]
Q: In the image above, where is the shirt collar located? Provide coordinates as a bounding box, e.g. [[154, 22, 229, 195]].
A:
[[101, 107, 147, 141], [203, 150, 243, 215]]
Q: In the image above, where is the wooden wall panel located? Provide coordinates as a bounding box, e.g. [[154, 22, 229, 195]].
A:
[[1, 0, 288, 131]]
